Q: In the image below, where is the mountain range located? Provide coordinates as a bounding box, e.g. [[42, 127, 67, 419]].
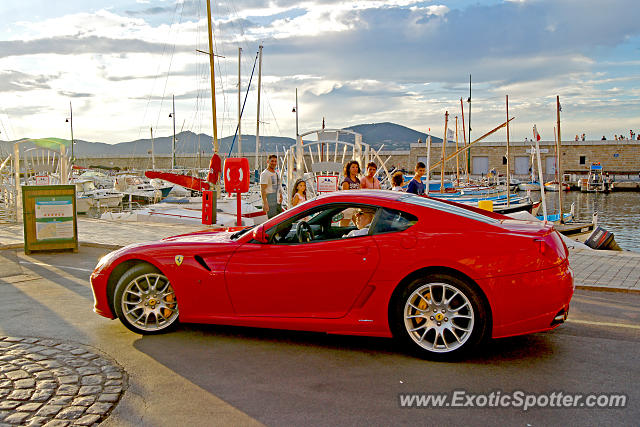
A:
[[0, 122, 443, 158]]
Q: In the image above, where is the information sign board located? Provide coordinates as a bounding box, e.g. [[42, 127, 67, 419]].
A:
[[22, 185, 78, 254]]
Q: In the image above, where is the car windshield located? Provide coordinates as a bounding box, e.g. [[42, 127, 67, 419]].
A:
[[230, 225, 255, 240], [401, 194, 500, 224]]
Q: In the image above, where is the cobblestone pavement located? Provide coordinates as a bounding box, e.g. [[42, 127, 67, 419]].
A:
[[0, 337, 126, 426]]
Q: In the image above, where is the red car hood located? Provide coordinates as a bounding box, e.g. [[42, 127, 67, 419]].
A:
[[161, 230, 236, 245], [109, 230, 238, 258]]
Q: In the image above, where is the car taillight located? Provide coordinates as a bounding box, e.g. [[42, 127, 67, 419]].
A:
[[536, 233, 566, 266]]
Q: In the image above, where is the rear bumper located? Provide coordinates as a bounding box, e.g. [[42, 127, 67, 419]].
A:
[[480, 259, 574, 339]]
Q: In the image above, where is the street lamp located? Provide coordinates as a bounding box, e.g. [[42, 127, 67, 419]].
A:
[[169, 95, 176, 170], [65, 101, 74, 164]]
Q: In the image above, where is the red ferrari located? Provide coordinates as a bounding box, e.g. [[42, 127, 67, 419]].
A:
[[90, 190, 574, 359]]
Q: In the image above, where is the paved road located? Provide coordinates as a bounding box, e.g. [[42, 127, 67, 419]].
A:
[[0, 247, 638, 426]]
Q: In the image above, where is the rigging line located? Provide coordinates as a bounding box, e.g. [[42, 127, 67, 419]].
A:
[[227, 50, 260, 157], [152, 0, 185, 135], [133, 0, 184, 148], [128, 0, 184, 170], [0, 113, 12, 141], [263, 92, 282, 136], [213, 32, 229, 146]]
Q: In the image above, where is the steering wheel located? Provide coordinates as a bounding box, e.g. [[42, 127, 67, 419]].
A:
[[296, 221, 314, 243]]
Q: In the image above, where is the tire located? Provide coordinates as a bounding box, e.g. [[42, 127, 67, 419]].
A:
[[113, 263, 179, 334], [390, 273, 490, 360]]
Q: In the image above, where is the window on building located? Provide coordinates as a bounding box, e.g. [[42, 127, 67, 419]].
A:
[[579, 156, 586, 165], [502, 156, 507, 165]]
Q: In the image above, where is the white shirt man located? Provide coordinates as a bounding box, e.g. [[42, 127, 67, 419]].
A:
[[344, 208, 375, 238], [260, 155, 283, 218]]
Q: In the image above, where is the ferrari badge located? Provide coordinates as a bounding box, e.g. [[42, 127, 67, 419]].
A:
[[175, 255, 184, 266]]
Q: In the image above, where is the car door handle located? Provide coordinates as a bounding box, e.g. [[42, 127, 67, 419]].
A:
[[355, 247, 368, 255]]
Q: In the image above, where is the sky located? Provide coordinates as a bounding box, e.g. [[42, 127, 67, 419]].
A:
[[0, 0, 639, 146]]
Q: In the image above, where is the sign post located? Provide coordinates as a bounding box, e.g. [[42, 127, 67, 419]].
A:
[[224, 158, 250, 226]]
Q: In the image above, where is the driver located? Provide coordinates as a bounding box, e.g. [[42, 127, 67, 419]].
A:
[[344, 207, 375, 238]]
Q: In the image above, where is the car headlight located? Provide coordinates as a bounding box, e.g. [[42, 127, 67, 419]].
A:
[[95, 250, 119, 272]]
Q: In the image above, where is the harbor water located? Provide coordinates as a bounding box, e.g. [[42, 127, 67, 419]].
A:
[[523, 190, 640, 253]]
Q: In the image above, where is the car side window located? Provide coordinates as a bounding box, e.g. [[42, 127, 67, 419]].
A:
[[268, 204, 377, 244], [372, 208, 417, 234]]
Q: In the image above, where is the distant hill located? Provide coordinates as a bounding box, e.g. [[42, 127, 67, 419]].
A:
[[344, 122, 441, 149], [0, 122, 442, 157]]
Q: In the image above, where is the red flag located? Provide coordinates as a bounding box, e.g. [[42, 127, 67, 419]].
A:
[[533, 125, 541, 141]]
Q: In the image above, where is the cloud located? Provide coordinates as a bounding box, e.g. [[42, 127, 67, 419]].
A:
[[57, 90, 93, 98], [0, 70, 56, 92], [0, 35, 188, 59], [1, 0, 638, 143]]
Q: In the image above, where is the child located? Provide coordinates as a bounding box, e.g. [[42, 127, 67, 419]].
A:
[[407, 162, 427, 195], [291, 179, 307, 207], [391, 171, 405, 191], [360, 162, 381, 189]]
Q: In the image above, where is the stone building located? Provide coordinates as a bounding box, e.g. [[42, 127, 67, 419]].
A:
[[74, 140, 640, 179]]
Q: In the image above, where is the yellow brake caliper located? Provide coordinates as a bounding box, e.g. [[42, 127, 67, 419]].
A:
[[415, 292, 430, 325]]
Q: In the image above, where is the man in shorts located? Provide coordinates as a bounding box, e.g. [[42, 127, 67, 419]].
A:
[[260, 154, 283, 218]]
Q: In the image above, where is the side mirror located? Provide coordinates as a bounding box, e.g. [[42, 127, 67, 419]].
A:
[[252, 225, 268, 243]]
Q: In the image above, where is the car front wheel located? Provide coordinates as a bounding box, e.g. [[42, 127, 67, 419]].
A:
[[113, 263, 179, 334], [391, 273, 490, 360]]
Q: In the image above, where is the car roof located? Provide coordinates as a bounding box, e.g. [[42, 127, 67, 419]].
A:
[[315, 189, 409, 203]]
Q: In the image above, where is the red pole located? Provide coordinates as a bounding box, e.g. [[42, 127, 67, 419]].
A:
[[236, 192, 242, 226]]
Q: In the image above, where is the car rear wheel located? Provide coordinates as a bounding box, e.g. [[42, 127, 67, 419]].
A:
[[391, 273, 489, 360], [113, 263, 179, 334]]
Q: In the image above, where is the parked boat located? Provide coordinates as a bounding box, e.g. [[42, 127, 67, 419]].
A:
[[73, 179, 124, 208], [580, 163, 612, 193], [100, 194, 267, 227], [114, 175, 173, 204], [76, 195, 94, 214], [544, 181, 570, 192], [518, 181, 541, 191]]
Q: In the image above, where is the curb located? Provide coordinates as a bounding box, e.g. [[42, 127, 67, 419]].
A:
[[575, 285, 640, 294], [1, 242, 122, 251]]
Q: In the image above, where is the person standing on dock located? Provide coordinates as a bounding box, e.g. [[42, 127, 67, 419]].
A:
[[340, 160, 361, 226], [407, 162, 427, 195], [360, 162, 381, 189], [260, 154, 283, 219]]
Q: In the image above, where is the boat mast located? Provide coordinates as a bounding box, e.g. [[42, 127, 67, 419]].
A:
[[535, 134, 548, 221], [505, 95, 510, 206], [205, 0, 219, 157], [425, 133, 431, 196], [440, 111, 448, 193], [238, 47, 242, 156], [467, 75, 471, 179], [455, 116, 459, 186], [171, 95, 176, 169], [295, 88, 299, 138], [460, 98, 468, 183], [255, 44, 263, 171], [150, 127, 155, 170], [556, 95, 563, 223], [67, 101, 74, 166]]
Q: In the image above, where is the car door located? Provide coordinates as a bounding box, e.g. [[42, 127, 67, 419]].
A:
[[225, 207, 380, 318]]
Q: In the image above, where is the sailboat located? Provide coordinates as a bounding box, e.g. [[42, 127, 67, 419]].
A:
[[105, 5, 269, 227], [544, 126, 570, 191], [517, 146, 541, 191]]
